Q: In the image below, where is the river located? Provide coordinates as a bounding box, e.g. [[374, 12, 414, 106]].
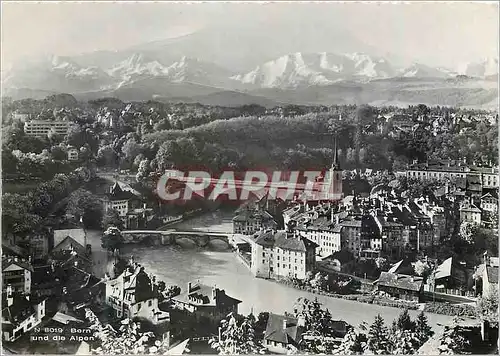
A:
[[121, 244, 456, 332]]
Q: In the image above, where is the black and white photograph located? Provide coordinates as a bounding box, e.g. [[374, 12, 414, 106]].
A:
[[1, 1, 499, 354]]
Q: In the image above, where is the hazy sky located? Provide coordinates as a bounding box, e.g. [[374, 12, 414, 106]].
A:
[[2, 1, 498, 69]]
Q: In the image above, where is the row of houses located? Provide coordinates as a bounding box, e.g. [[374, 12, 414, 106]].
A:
[[404, 160, 499, 190]]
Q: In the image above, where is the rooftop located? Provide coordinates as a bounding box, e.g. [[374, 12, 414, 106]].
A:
[[253, 230, 318, 252], [264, 313, 304, 345], [174, 281, 241, 307], [376, 272, 424, 292], [54, 229, 86, 248]]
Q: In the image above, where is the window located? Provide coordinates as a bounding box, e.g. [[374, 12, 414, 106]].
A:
[[262, 252, 265, 257], [148, 300, 152, 307], [262, 259, 265, 264]]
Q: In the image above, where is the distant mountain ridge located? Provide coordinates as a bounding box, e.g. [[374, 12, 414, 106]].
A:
[[2, 50, 498, 109]]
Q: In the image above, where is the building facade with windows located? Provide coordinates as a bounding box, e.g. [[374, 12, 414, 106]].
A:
[[23, 120, 70, 137], [2, 257, 33, 294], [105, 265, 169, 324], [251, 230, 317, 280]]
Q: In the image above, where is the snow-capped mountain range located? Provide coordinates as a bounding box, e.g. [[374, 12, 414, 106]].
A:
[[2, 51, 498, 97]]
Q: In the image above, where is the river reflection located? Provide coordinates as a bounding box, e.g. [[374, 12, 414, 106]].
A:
[[121, 245, 455, 331]]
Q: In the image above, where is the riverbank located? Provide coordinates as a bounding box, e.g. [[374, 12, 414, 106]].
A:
[[275, 278, 420, 310], [120, 245, 459, 332]]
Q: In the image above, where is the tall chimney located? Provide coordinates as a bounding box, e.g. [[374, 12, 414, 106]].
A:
[[283, 319, 288, 330], [188, 282, 192, 293]]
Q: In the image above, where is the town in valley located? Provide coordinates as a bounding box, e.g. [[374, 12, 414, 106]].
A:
[[1, 2, 499, 355]]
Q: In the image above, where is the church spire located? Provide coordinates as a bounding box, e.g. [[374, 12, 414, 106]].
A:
[[332, 135, 340, 170]]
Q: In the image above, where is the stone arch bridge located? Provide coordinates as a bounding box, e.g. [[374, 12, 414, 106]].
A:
[[120, 229, 233, 247]]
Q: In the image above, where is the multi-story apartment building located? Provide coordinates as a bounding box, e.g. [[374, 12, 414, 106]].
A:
[[1, 286, 46, 342], [2, 257, 33, 294], [372, 212, 404, 259], [480, 192, 498, 214], [339, 218, 363, 257], [23, 120, 71, 137], [414, 198, 447, 241], [251, 230, 317, 280], [406, 160, 469, 181], [295, 216, 342, 258], [471, 166, 499, 189], [105, 264, 169, 324], [233, 198, 277, 235]]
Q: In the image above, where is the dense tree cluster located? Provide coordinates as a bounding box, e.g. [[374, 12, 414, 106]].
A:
[[2, 167, 96, 239]]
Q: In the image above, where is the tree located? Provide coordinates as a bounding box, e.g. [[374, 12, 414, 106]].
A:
[[459, 221, 476, 244], [85, 309, 170, 354], [375, 257, 389, 271], [97, 145, 118, 167], [136, 159, 150, 182], [66, 188, 103, 229], [390, 329, 420, 355], [102, 227, 122, 251], [51, 146, 67, 161], [209, 313, 264, 355], [393, 309, 416, 333], [414, 260, 431, 278], [333, 327, 367, 355], [367, 314, 391, 354], [292, 297, 340, 353], [476, 288, 498, 323], [415, 311, 433, 345], [309, 272, 328, 291], [103, 209, 124, 230]]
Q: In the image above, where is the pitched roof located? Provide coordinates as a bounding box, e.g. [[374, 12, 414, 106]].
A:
[[253, 230, 318, 252], [54, 229, 86, 247], [52, 311, 84, 325], [264, 313, 304, 344], [2, 257, 34, 272], [52, 235, 87, 257], [1, 293, 44, 325], [481, 191, 499, 200], [173, 281, 241, 307], [435, 257, 453, 280], [105, 181, 136, 201], [232, 209, 275, 223], [1, 242, 28, 258], [376, 272, 423, 292]]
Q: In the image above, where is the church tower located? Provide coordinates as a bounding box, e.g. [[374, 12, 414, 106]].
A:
[[325, 136, 343, 201]]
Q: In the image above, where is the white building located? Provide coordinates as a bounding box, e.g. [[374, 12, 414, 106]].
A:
[[23, 120, 70, 137], [296, 216, 342, 258], [2, 257, 32, 295], [406, 161, 469, 181], [67, 147, 79, 161], [105, 264, 169, 324], [250, 230, 317, 280], [101, 182, 135, 217], [1, 286, 46, 341], [480, 192, 498, 214], [459, 200, 482, 225]]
